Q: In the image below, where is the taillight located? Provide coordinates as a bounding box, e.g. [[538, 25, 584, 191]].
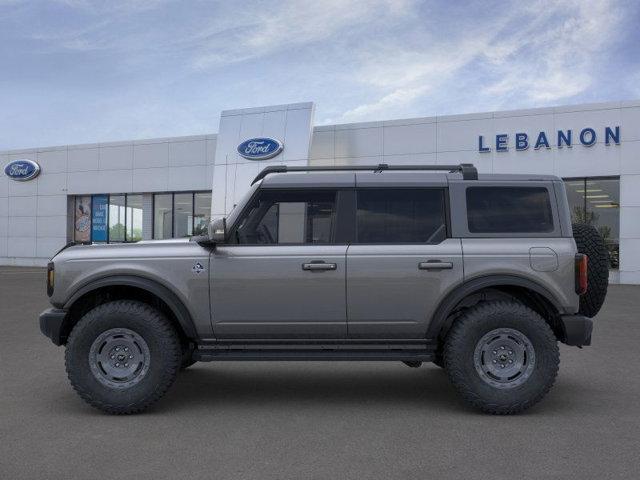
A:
[[47, 262, 55, 297], [575, 254, 588, 295]]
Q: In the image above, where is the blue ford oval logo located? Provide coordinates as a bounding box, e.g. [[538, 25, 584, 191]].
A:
[[4, 159, 41, 181], [237, 137, 283, 160]]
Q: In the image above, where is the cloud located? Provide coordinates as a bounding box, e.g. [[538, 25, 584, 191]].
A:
[[481, 0, 622, 104], [0, 0, 635, 149], [191, 0, 413, 69], [334, 0, 626, 122]]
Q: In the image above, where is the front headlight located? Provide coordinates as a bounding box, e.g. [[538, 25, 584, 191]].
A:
[[47, 262, 54, 297]]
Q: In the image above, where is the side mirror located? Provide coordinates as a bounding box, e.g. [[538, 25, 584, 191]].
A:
[[208, 217, 227, 244]]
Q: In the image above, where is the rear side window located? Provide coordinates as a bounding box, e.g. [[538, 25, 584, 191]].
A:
[[466, 187, 554, 233], [356, 189, 447, 243]]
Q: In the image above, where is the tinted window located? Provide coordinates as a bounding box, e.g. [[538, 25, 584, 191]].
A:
[[234, 190, 336, 244], [466, 187, 554, 233], [356, 189, 446, 243]]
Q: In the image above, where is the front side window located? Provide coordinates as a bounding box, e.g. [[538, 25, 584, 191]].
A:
[[466, 186, 554, 234], [233, 190, 336, 245], [355, 189, 446, 243]]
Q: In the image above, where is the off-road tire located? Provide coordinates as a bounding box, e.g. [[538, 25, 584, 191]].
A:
[[572, 223, 609, 318], [444, 301, 559, 414], [65, 300, 181, 414]]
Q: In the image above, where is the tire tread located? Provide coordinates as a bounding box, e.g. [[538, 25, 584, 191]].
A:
[[444, 301, 559, 415], [65, 300, 181, 415]]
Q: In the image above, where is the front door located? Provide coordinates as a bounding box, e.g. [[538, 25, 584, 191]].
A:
[[346, 187, 463, 338], [211, 188, 347, 339]]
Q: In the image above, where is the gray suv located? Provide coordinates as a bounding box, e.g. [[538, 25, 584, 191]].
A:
[[39, 164, 609, 414]]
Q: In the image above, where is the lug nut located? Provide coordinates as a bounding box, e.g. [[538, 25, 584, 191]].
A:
[[493, 350, 497, 355], [509, 360, 513, 363], [124, 363, 128, 367], [115, 347, 120, 351], [129, 355, 133, 359], [115, 363, 120, 367], [124, 347, 128, 352], [492, 360, 497, 364]]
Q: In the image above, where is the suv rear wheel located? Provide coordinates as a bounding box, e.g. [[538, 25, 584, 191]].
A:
[[65, 300, 181, 414], [444, 301, 559, 414]]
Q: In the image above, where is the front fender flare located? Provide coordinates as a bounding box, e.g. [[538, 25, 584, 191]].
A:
[[63, 274, 197, 339]]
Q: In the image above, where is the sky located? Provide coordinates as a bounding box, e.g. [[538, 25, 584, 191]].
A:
[[1, 0, 639, 150]]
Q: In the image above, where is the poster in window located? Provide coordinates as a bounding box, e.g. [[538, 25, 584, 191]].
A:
[[74, 196, 92, 242], [91, 195, 108, 242]]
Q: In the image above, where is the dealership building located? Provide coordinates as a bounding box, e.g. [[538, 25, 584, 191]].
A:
[[1, 100, 639, 283]]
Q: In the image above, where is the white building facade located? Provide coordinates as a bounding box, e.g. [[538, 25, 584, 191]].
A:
[[1, 100, 639, 283]]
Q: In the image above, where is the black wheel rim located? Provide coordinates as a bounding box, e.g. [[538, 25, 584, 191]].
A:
[[88, 328, 151, 389], [473, 328, 535, 389]]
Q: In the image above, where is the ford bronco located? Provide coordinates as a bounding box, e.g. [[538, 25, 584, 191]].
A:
[[39, 163, 609, 414]]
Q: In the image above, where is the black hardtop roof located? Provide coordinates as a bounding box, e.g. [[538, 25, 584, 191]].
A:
[[254, 164, 560, 187]]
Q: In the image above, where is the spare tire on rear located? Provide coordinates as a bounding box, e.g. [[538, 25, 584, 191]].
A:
[[572, 223, 609, 318]]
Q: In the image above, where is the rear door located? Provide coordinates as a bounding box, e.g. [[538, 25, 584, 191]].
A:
[[346, 185, 463, 338]]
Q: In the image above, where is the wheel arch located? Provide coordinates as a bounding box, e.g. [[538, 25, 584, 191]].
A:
[[60, 275, 197, 345], [427, 274, 565, 341]]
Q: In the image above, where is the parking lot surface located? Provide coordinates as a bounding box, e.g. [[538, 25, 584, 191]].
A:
[[1, 266, 639, 479]]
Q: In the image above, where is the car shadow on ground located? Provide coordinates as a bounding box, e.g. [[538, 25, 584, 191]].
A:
[[48, 362, 600, 417], [155, 363, 463, 411]]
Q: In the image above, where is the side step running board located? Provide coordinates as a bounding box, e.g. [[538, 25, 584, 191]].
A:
[[194, 341, 437, 362]]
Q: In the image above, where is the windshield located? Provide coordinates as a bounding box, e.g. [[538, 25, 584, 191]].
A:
[[225, 181, 261, 230]]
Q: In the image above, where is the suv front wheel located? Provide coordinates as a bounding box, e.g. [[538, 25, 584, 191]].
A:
[[444, 301, 559, 414], [65, 300, 182, 414]]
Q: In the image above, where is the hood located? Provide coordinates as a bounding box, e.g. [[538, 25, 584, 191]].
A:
[[53, 237, 198, 262]]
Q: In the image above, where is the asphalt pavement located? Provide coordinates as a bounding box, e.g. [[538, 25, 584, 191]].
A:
[[1, 266, 639, 479]]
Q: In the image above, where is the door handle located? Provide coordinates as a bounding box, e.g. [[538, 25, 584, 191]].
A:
[[419, 261, 453, 270], [302, 261, 337, 272]]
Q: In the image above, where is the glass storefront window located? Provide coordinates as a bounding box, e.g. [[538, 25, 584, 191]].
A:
[[194, 192, 212, 236], [564, 177, 620, 269], [108, 195, 126, 242], [74, 196, 92, 243], [154, 194, 173, 239], [152, 191, 211, 239], [91, 195, 109, 242], [74, 191, 211, 243], [174, 193, 193, 238], [126, 194, 143, 242]]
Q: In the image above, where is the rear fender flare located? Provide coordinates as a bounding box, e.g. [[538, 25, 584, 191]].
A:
[[426, 274, 564, 339]]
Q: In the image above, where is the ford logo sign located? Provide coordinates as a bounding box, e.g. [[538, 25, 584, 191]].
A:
[[237, 137, 283, 160], [4, 159, 41, 181]]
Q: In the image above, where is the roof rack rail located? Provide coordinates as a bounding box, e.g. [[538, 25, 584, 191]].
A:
[[251, 163, 478, 185]]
